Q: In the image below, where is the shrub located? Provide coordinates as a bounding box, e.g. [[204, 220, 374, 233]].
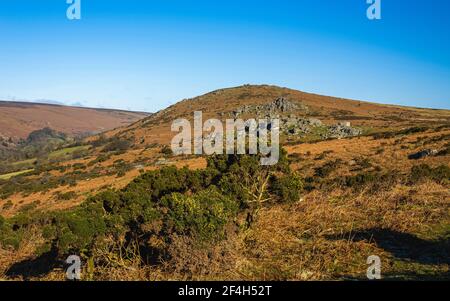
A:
[[270, 173, 303, 203], [116, 170, 126, 178], [3, 148, 299, 269], [103, 137, 133, 153], [372, 127, 429, 140], [337, 170, 398, 191], [161, 145, 173, 156], [409, 164, 450, 184], [2, 200, 13, 210], [45, 204, 108, 256], [355, 157, 372, 169], [314, 159, 342, 178], [72, 163, 87, 170], [437, 146, 450, 156], [71, 148, 89, 160], [56, 191, 77, 201], [160, 187, 238, 241], [212, 149, 291, 207], [0, 216, 23, 250], [88, 153, 111, 166], [91, 134, 108, 148], [288, 153, 303, 163], [130, 166, 197, 201], [112, 160, 133, 177]]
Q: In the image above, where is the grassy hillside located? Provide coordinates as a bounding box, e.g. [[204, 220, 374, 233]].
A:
[[0, 101, 149, 141], [0, 85, 448, 280]]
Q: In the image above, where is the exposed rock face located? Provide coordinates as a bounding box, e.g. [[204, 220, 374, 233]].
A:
[[231, 97, 308, 118], [280, 117, 323, 135], [271, 97, 300, 112], [408, 149, 438, 160], [280, 119, 361, 139], [326, 124, 363, 139], [338, 121, 351, 127], [306, 118, 323, 127], [227, 97, 362, 139]]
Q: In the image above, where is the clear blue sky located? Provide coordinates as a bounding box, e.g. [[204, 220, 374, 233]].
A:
[[0, 0, 449, 111]]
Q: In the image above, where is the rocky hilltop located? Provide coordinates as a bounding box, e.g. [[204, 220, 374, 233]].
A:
[[230, 97, 362, 139], [98, 85, 450, 147]]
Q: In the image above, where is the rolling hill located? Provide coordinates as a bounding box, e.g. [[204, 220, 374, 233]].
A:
[[0, 101, 150, 141], [105, 85, 450, 146], [1, 85, 449, 216], [0, 85, 449, 281]]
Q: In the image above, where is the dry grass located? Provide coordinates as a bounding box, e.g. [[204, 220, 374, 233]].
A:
[[0, 227, 46, 280], [0, 85, 449, 280], [3, 179, 446, 281], [236, 179, 449, 280]]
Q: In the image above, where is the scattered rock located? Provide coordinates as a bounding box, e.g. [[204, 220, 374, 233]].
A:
[[348, 160, 357, 166], [155, 158, 169, 166], [308, 118, 323, 127], [408, 149, 438, 160], [231, 97, 308, 118], [326, 124, 362, 139], [281, 117, 323, 135], [270, 97, 299, 112], [228, 99, 361, 139], [338, 121, 351, 127]]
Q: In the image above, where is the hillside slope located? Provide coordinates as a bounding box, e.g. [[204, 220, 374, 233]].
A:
[[0, 101, 150, 140], [107, 85, 450, 146], [0, 85, 449, 281], [1, 84, 448, 217]]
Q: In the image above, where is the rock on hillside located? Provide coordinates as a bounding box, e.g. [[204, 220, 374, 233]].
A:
[[230, 97, 308, 118], [101, 85, 450, 146], [228, 97, 362, 139]]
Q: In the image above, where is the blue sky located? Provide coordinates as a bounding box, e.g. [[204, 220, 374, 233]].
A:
[[0, 0, 449, 112]]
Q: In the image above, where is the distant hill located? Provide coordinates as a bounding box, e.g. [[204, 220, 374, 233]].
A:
[[0, 101, 150, 140]]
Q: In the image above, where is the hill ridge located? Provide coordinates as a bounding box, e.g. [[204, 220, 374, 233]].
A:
[[0, 101, 150, 140]]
